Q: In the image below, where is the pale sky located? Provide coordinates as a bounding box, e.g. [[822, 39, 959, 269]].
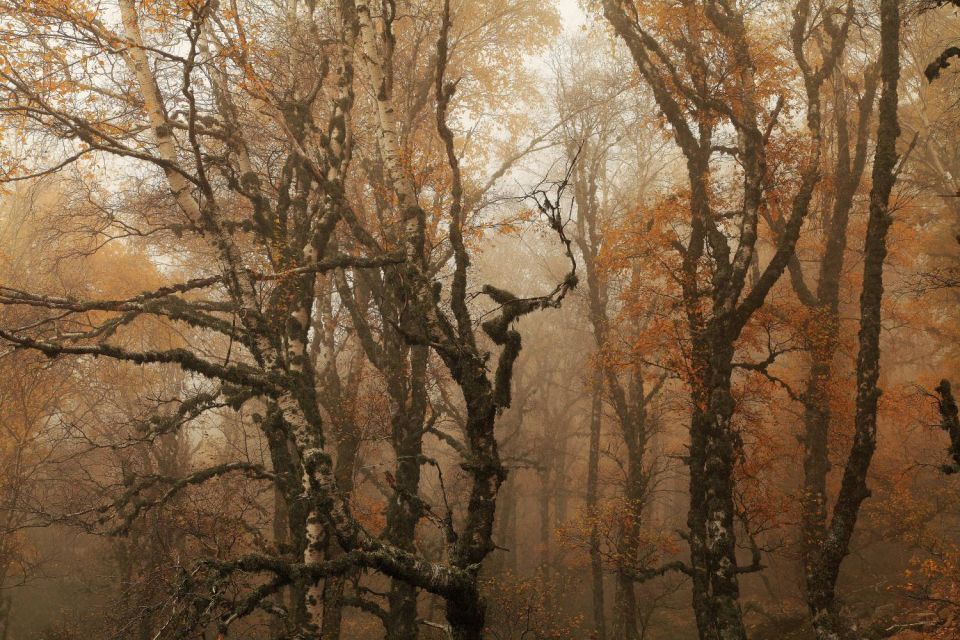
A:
[[555, 0, 588, 33]]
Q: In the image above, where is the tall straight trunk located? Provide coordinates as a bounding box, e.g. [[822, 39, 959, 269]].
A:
[[687, 337, 746, 640], [613, 502, 640, 640], [272, 483, 291, 639], [613, 570, 639, 640], [537, 405, 571, 597], [320, 430, 361, 640], [493, 470, 518, 575], [442, 378, 503, 640], [491, 406, 524, 577], [587, 373, 607, 640], [612, 371, 648, 640], [553, 413, 572, 557], [805, 2, 900, 636], [263, 408, 310, 635], [570, 134, 614, 640], [0, 595, 8, 640], [385, 346, 428, 640], [539, 467, 552, 586], [570, 137, 658, 640], [506, 485, 518, 575]]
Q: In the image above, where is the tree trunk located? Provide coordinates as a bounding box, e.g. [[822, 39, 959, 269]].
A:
[[540, 466, 552, 588], [320, 429, 361, 640], [384, 345, 428, 640], [612, 371, 649, 640], [805, 2, 900, 635], [688, 338, 747, 640], [446, 588, 486, 640], [264, 408, 310, 635], [588, 373, 607, 640], [493, 471, 518, 576]]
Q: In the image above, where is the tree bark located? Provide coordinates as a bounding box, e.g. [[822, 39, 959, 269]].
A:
[[936, 380, 960, 474], [588, 372, 607, 640], [805, 1, 900, 635], [384, 346, 428, 640], [798, 62, 877, 640]]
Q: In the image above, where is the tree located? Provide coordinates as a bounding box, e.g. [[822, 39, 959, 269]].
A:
[[800, 1, 901, 636], [775, 13, 882, 639], [553, 34, 676, 639], [599, 2, 852, 637], [2, 2, 956, 639], [0, 1, 573, 638]]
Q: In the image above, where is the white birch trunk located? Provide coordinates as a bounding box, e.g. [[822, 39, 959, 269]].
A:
[[117, 0, 201, 221]]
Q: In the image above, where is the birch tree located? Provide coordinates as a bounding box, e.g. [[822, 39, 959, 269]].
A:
[[0, 1, 572, 638]]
